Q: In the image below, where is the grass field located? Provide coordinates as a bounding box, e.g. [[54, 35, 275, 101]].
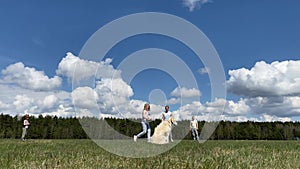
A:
[[1, 139, 300, 169]]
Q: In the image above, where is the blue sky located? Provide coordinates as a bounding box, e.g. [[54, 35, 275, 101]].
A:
[[0, 0, 300, 121]]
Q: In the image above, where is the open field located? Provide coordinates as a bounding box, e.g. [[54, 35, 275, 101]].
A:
[[1, 139, 300, 169]]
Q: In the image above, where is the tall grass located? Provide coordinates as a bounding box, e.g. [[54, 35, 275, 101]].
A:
[[0, 139, 300, 168]]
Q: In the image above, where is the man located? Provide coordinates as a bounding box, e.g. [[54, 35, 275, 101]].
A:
[[162, 105, 173, 142], [190, 116, 199, 140]]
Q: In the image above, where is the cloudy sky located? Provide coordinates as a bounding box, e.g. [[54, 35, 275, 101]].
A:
[[0, 0, 299, 122]]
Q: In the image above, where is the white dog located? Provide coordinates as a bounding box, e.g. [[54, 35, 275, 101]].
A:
[[150, 117, 177, 144]]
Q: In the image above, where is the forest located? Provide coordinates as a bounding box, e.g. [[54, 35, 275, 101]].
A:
[[1, 113, 300, 140]]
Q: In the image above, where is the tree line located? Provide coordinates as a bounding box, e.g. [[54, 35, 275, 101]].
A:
[[1, 114, 300, 140]]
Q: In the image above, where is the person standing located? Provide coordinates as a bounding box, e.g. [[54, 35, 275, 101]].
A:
[[162, 105, 173, 142], [190, 116, 199, 140], [21, 114, 30, 141], [134, 103, 152, 142]]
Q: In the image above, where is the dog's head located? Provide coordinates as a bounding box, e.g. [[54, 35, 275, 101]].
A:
[[168, 117, 177, 126]]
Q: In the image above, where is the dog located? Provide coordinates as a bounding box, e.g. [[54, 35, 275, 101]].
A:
[[150, 117, 177, 144]]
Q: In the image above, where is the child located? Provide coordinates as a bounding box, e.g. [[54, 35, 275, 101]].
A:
[[21, 114, 30, 141], [190, 116, 199, 140]]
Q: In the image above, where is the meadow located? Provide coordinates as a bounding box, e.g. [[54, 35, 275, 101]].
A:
[[1, 139, 300, 169]]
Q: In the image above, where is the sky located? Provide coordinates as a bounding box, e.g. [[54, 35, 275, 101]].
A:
[[0, 0, 300, 122]]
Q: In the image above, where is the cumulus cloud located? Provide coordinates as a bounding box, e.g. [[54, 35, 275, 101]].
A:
[[57, 52, 138, 117], [94, 78, 148, 118], [56, 52, 121, 83], [203, 98, 249, 117], [227, 60, 300, 97], [68, 76, 145, 119], [167, 87, 202, 106], [225, 60, 300, 121], [13, 95, 34, 112], [41, 104, 75, 117], [125, 100, 164, 119], [0, 100, 9, 110], [0, 52, 155, 119], [39, 95, 58, 109], [0, 84, 72, 117], [1, 52, 300, 122], [225, 99, 250, 116], [171, 87, 202, 98], [183, 0, 211, 11], [173, 101, 202, 120], [173, 98, 249, 121], [246, 96, 300, 117], [96, 78, 133, 108], [1, 62, 61, 91], [70, 79, 165, 119], [167, 97, 181, 105], [259, 114, 291, 122], [198, 67, 210, 74], [56, 52, 140, 118], [71, 87, 99, 110]]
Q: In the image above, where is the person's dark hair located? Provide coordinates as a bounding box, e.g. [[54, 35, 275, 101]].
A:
[[24, 114, 29, 119], [165, 105, 169, 112]]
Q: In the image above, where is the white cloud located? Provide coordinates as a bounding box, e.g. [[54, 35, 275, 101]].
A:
[[123, 100, 164, 119], [183, 0, 211, 11], [202, 98, 249, 117], [149, 103, 165, 119], [71, 87, 99, 110], [198, 67, 210, 74], [1, 62, 61, 91], [246, 96, 300, 117], [227, 60, 300, 97], [0, 100, 9, 110], [173, 98, 249, 121], [0, 53, 156, 119], [259, 114, 291, 122], [67, 76, 140, 119], [41, 104, 74, 117], [94, 78, 147, 118], [0, 84, 72, 116], [13, 95, 34, 112], [56, 53, 139, 118], [225, 99, 250, 116], [56, 52, 138, 118], [171, 87, 202, 98], [167, 97, 181, 105], [173, 101, 203, 120], [1, 53, 300, 122], [219, 115, 256, 122], [39, 95, 58, 109], [95, 78, 133, 110], [56, 52, 121, 83]]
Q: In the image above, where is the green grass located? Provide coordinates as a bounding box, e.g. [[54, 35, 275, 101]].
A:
[[1, 139, 300, 169]]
